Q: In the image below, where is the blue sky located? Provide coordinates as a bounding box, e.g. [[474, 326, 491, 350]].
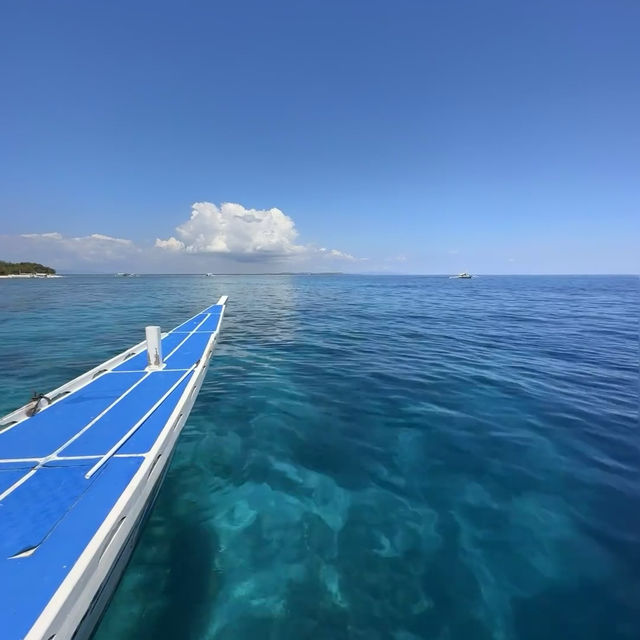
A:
[[0, 0, 638, 273]]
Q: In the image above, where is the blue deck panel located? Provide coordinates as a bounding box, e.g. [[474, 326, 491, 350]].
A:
[[0, 464, 94, 559], [119, 377, 191, 454], [61, 370, 193, 456], [0, 457, 143, 640], [202, 303, 224, 315], [0, 466, 33, 494], [164, 331, 212, 369], [0, 460, 36, 470], [172, 312, 207, 333], [173, 310, 221, 333], [173, 306, 222, 332], [0, 372, 144, 459], [0, 302, 223, 640], [187, 312, 221, 333]]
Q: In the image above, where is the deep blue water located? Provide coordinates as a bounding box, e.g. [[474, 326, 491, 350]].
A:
[[0, 275, 638, 640]]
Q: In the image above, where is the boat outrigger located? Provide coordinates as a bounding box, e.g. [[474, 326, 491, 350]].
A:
[[0, 296, 228, 640]]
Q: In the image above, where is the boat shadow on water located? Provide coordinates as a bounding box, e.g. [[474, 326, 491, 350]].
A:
[[92, 474, 222, 640]]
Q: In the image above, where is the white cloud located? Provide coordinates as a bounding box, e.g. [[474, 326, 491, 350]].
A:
[[21, 232, 63, 240], [318, 247, 357, 261], [21, 231, 134, 248], [156, 201, 357, 263], [154, 236, 185, 251], [11, 231, 139, 267], [155, 202, 305, 260], [86, 233, 133, 245], [4, 201, 361, 272]]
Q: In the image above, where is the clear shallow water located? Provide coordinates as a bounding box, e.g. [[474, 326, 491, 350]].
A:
[[0, 275, 638, 640]]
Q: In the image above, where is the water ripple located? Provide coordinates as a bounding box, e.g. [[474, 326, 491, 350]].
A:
[[1, 275, 638, 639]]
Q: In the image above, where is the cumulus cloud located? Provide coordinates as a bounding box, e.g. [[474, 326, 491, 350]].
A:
[[4, 201, 361, 272], [156, 201, 357, 263], [154, 236, 185, 251], [155, 202, 305, 260]]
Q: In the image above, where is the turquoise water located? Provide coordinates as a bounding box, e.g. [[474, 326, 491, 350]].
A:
[[0, 275, 637, 640]]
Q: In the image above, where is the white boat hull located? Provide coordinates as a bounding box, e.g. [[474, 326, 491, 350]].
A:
[[28, 344, 217, 640], [0, 298, 229, 640]]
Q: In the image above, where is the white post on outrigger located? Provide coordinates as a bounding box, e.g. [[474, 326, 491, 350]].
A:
[[145, 325, 164, 370]]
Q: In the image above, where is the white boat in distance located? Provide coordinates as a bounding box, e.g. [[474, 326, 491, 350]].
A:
[[0, 296, 228, 640], [450, 272, 473, 279]]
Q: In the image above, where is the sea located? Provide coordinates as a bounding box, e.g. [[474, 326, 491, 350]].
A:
[[0, 274, 637, 640]]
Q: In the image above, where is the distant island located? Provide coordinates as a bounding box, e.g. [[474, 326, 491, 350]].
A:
[[0, 260, 57, 277]]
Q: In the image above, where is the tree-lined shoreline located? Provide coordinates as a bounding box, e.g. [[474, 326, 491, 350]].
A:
[[0, 260, 56, 275]]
